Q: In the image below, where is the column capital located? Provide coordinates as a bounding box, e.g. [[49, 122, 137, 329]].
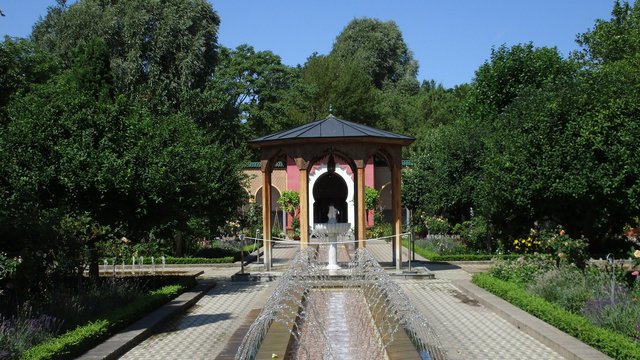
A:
[[354, 159, 365, 169], [260, 159, 271, 173], [295, 157, 310, 170]]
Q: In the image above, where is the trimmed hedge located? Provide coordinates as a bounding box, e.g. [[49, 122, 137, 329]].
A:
[[163, 256, 235, 264], [402, 239, 519, 261], [472, 273, 640, 360], [22, 277, 197, 360]]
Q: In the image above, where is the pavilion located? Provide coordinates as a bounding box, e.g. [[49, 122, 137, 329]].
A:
[[249, 115, 415, 270]]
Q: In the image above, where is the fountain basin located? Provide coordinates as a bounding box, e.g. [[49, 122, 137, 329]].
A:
[[313, 222, 351, 236], [314, 223, 351, 270]]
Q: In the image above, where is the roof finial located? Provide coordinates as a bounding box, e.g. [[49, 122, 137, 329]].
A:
[[328, 104, 333, 115]]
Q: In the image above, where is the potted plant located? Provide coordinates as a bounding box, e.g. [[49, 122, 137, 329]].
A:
[[278, 191, 300, 240]]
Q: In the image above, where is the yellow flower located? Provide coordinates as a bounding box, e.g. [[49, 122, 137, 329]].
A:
[[558, 252, 566, 258], [634, 249, 640, 258]]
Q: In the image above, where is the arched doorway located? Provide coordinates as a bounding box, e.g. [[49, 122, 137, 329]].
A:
[[309, 163, 355, 230], [313, 173, 348, 224], [256, 185, 284, 236]]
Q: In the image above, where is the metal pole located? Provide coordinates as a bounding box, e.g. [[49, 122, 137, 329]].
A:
[[240, 234, 245, 274], [255, 229, 260, 263], [606, 253, 614, 304]]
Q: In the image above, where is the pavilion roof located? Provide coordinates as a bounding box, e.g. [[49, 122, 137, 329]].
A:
[[249, 115, 415, 147]]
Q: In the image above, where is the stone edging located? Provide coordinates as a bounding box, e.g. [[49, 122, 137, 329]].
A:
[[77, 277, 216, 360]]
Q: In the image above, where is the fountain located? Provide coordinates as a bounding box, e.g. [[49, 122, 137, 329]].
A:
[[235, 247, 446, 360], [313, 222, 351, 270]]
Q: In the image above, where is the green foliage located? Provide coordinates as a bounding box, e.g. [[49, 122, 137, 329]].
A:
[[298, 54, 380, 126], [364, 186, 379, 211], [277, 191, 300, 216], [414, 236, 469, 256], [419, 214, 450, 235], [21, 279, 194, 360], [402, 239, 518, 261], [0, 36, 58, 116], [211, 45, 299, 138], [488, 255, 556, 287], [452, 216, 492, 251], [576, 1, 640, 64], [31, 0, 220, 109], [541, 228, 590, 267], [527, 267, 594, 313], [331, 18, 418, 88], [163, 256, 235, 264], [473, 273, 640, 359]]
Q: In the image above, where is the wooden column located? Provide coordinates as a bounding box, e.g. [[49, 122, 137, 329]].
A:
[[299, 167, 309, 248], [392, 160, 403, 270], [356, 160, 366, 248], [261, 160, 272, 271]]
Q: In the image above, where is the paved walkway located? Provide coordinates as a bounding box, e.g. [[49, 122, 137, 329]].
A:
[[117, 241, 603, 359], [121, 281, 272, 360]]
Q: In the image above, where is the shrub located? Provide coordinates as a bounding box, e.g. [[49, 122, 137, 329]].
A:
[[194, 247, 237, 259], [541, 228, 589, 268], [488, 255, 555, 287], [527, 266, 593, 313], [0, 308, 62, 359], [414, 235, 466, 255], [421, 214, 450, 235], [582, 287, 640, 341], [402, 239, 519, 261], [452, 216, 492, 251], [163, 256, 235, 264]]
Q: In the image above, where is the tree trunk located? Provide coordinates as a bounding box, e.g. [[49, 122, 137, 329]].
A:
[[88, 243, 99, 280], [175, 230, 183, 257]]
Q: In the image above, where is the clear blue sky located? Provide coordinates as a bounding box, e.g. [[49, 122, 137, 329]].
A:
[[1, 0, 620, 88]]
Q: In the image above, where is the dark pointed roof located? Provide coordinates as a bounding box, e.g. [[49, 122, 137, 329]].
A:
[[249, 115, 415, 147]]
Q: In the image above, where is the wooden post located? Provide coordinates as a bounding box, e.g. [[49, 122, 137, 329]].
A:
[[299, 167, 309, 248], [392, 161, 403, 270], [356, 161, 366, 248], [261, 160, 272, 271]]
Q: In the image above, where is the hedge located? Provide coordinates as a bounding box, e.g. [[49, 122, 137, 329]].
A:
[[163, 256, 235, 264], [22, 277, 197, 360], [402, 239, 519, 261], [472, 273, 640, 360]]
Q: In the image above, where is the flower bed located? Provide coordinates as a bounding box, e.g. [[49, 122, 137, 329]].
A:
[[21, 277, 196, 360], [473, 273, 640, 359]]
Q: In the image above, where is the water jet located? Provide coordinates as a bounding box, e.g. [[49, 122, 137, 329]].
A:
[[235, 248, 446, 360]]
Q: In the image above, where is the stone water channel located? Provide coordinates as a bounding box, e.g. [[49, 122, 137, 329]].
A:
[[234, 248, 447, 360]]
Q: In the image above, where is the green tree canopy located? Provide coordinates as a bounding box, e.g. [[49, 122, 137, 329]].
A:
[[331, 17, 418, 88], [31, 0, 220, 110]]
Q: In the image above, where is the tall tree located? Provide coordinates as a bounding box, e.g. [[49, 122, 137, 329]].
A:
[[331, 18, 418, 89], [0, 37, 246, 273], [0, 36, 58, 119], [31, 0, 220, 110], [210, 45, 299, 138], [576, 0, 640, 65], [297, 54, 380, 126]]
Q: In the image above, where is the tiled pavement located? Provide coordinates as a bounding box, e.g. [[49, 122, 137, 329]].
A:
[[118, 241, 590, 359], [121, 281, 272, 360], [399, 279, 563, 360]]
